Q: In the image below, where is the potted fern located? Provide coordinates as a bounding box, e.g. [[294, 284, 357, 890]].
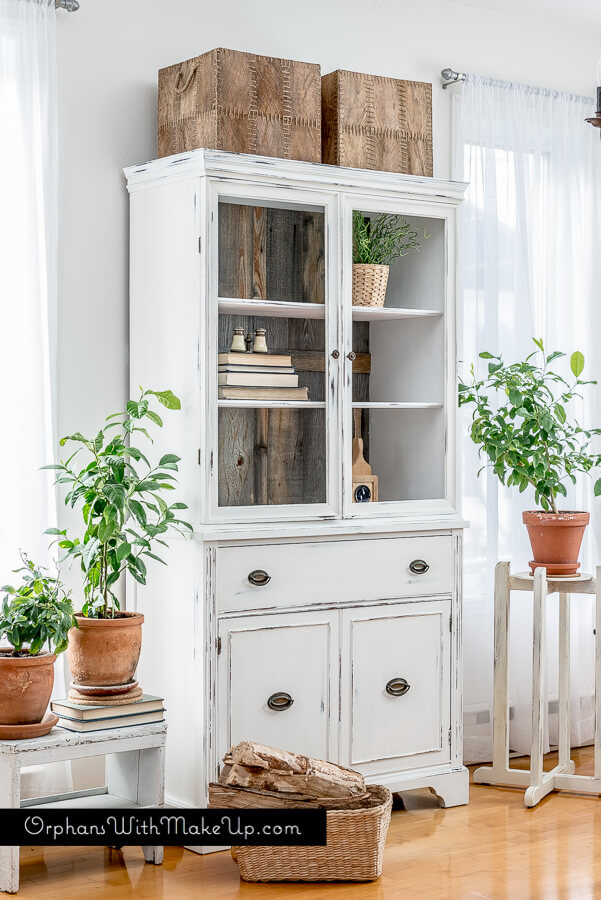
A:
[[45, 388, 191, 690], [0, 554, 75, 728], [352, 211, 425, 308], [459, 339, 601, 575]]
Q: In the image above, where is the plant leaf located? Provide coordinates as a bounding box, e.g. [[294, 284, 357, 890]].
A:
[[149, 389, 181, 410], [571, 351, 585, 378], [159, 454, 181, 466]]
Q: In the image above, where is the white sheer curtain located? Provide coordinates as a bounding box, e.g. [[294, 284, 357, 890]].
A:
[[0, 0, 70, 794], [454, 75, 601, 763]]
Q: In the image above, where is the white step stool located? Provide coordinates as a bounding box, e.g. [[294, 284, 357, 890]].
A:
[[0, 721, 166, 892]]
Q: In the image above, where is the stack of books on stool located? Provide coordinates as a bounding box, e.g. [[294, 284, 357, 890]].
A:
[[218, 352, 308, 401], [51, 680, 164, 732]]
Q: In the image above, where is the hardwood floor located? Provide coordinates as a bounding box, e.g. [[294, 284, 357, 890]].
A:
[[15, 747, 601, 899]]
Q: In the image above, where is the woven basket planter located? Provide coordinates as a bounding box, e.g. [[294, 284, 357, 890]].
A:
[[231, 785, 392, 882], [352, 264, 389, 308]]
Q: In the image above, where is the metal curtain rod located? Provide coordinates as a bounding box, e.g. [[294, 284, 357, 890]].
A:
[[55, 0, 80, 10], [441, 68, 466, 89]]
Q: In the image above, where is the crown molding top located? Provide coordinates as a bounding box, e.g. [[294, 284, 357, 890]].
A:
[[124, 148, 468, 202]]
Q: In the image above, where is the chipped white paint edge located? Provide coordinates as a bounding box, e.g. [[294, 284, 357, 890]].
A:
[[451, 531, 464, 769], [558, 591, 571, 773], [0, 722, 166, 759], [491, 561, 510, 771], [0, 755, 19, 892], [199, 516, 468, 543], [0, 725, 166, 890], [124, 148, 468, 203]]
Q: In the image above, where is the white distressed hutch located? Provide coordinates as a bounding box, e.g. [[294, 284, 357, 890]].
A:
[[125, 149, 468, 815]]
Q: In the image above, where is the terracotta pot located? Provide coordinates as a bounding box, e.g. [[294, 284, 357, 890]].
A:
[[523, 510, 590, 576], [68, 612, 144, 687], [0, 651, 56, 725]]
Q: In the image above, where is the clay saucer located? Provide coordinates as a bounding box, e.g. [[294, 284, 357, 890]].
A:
[[0, 712, 59, 740], [69, 680, 138, 697]]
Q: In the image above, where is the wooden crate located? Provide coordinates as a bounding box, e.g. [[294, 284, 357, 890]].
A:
[[321, 69, 432, 176], [158, 47, 321, 161]]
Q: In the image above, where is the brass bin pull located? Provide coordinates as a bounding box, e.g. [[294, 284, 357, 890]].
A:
[[386, 678, 410, 697], [267, 692, 294, 711], [248, 569, 271, 586]]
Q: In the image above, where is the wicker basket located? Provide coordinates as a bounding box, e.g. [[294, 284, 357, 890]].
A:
[[352, 264, 389, 307], [231, 785, 392, 882]]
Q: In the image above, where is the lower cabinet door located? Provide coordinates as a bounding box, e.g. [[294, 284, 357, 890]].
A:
[[217, 610, 339, 765], [340, 600, 451, 776]]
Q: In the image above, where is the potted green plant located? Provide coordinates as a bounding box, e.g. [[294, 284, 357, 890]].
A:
[[352, 211, 426, 308], [459, 338, 601, 575], [45, 388, 191, 689], [0, 554, 75, 725]]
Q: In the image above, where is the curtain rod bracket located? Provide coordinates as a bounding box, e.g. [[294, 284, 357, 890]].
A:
[[441, 68, 466, 89], [55, 0, 80, 11]]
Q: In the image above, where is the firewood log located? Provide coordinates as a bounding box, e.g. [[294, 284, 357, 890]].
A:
[[208, 782, 373, 810], [220, 741, 366, 799]]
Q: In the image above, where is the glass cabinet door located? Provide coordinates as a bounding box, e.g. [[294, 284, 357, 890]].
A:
[[208, 184, 340, 520], [343, 195, 455, 516]]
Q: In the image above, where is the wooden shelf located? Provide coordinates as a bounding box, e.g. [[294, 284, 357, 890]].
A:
[[218, 400, 326, 409], [218, 298, 442, 321], [351, 306, 442, 322], [218, 298, 324, 319], [352, 402, 443, 409]]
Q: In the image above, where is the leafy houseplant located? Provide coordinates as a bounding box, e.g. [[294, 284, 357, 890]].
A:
[[459, 338, 601, 574], [45, 387, 191, 688], [352, 212, 426, 308], [0, 554, 75, 725]]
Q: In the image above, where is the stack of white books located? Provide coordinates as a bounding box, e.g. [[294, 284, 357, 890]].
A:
[[218, 352, 308, 401]]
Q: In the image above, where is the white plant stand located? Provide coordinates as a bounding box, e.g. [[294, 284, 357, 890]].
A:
[[0, 722, 166, 893], [474, 562, 601, 808]]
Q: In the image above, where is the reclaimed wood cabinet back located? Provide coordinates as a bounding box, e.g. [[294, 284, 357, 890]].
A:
[[217, 202, 326, 507]]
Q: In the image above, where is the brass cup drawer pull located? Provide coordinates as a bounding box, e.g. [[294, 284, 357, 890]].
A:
[[248, 569, 271, 586], [267, 692, 294, 711], [386, 678, 410, 697], [409, 559, 429, 575]]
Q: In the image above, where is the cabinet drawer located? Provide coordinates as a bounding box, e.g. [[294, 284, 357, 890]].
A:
[[217, 610, 339, 763], [216, 535, 454, 612], [340, 600, 451, 775]]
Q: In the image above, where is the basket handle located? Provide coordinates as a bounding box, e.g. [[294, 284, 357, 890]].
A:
[[175, 66, 198, 94]]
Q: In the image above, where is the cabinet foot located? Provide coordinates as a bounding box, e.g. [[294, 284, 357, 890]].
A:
[[426, 768, 470, 808], [142, 846, 164, 864], [376, 767, 469, 808]]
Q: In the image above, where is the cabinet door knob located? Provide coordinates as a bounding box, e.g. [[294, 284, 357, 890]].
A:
[[267, 692, 294, 711], [248, 569, 271, 586], [386, 678, 410, 697], [331, 349, 340, 359], [409, 559, 429, 575], [347, 351, 357, 361]]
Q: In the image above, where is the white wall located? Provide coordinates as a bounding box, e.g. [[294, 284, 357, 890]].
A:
[[55, 0, 601, 477], [53, 0, 599, 790]]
